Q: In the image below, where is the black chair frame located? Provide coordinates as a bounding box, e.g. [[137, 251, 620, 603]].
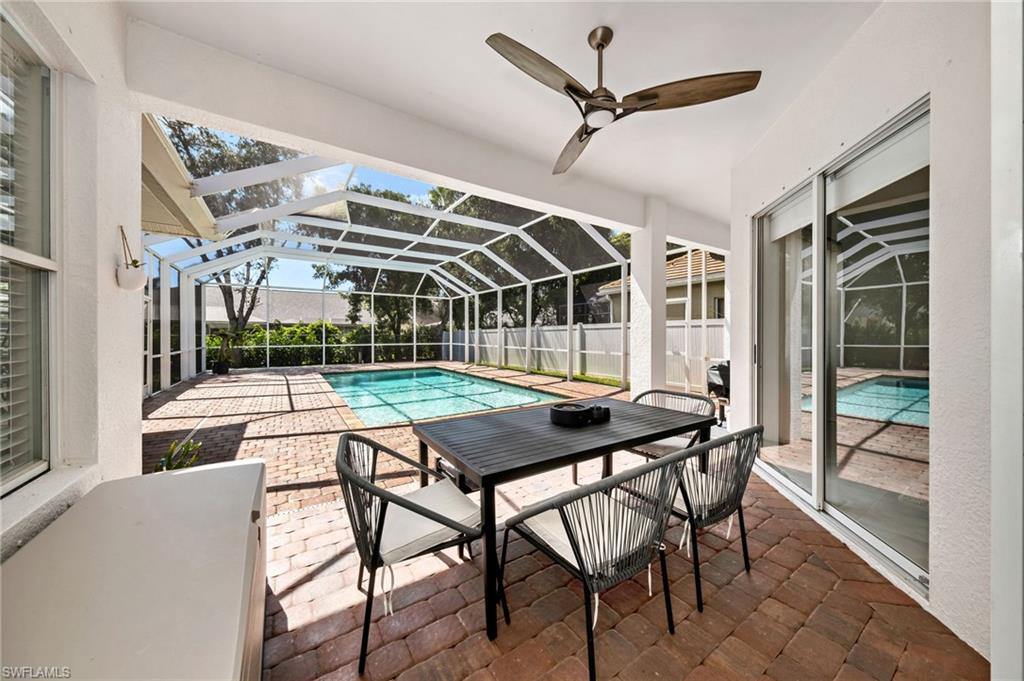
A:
[[571, 389, 717, 484], [498, 448, 691, 681], [336, 433, 486, 674], [670, 425, 762, 611]]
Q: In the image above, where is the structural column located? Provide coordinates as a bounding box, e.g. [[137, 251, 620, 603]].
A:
[[496, 288, 504, 367], [159, 258, 171, 391], [200, 284, 207, 372], [448, 298, 454, 361], [685, 249, 693, 390], [619, 263, 628, 387], [463, 295, 470, 362], [264, 264, 271, 368], [474, 294, 480, 364], [321, 274, 326, 366], [701, 247, 708, 370], [629, 197, 668, 394], [525, 283, 533, 373], [565, 274, 574, 381], [181, 274, 194, 378]]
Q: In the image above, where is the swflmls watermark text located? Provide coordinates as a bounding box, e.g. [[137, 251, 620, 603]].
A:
[[1, 668, 71, 679]]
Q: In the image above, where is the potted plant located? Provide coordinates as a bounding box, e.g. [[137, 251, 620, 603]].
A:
[[153, 438, 202, 473], [212, 330, 235, 375], [116, 225, 147, 291]]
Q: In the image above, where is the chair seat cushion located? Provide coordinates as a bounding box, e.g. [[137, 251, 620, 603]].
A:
[[630, 434, 694, 459], [521, 495, 655, 575], [379, 479, 480, 565]]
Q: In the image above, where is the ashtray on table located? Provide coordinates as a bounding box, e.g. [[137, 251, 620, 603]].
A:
[[550, 402, 611, 427]]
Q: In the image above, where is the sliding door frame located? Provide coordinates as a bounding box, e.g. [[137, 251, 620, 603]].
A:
[[751, 97, 932, 596]]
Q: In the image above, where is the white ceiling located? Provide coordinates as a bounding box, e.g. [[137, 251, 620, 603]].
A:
[[124, 2, 879, 222]]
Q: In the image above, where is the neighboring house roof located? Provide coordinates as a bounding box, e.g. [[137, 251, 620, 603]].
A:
[[204, 288, 442, 326], [206, 289, 366, 325], [598, 250, 726, 294]]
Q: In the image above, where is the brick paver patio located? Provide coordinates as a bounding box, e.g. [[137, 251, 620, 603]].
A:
[[141, 364, 988, 681]]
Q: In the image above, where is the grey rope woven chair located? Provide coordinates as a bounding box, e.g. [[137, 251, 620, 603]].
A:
[[335, 433, 486, 675], [571, 389, 716, 484], [630, 390, 718, 458], [498, 448, 691, 681], [672, 425, 763, 612]]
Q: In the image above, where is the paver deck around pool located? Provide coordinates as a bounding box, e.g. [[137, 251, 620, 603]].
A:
[[141, 363, 987, 681]]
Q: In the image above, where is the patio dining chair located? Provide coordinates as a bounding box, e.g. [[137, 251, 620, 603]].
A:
[[498, 447, 690, 681], [335, 433, 484, 674], [571, 389, 716, 484], [672, 425, 763, 611]]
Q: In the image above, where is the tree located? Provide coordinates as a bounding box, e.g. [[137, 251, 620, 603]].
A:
[[312, 183, 437, 356], [163, 119, 301, 335]]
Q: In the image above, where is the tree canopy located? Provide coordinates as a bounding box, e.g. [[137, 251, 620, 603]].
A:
[[163, 119, 301, 334]]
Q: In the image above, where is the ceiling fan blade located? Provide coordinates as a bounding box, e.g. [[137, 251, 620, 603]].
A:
[[622, 71, 761, 111], [552, 125, 593, 175], [486, 33, 591, 99]]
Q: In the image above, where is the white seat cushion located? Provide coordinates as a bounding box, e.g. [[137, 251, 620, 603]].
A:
[[672, 487, 705, 517], [631, 435, 694, 459], [521, 495, 656, 573], [378, 479, 480, 565]]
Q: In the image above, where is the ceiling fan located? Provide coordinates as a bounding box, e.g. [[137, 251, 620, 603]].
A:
[[486, 26, 761, 174]]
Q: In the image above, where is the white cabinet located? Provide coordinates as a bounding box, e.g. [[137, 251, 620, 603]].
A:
[[1, 460, 267, 681]]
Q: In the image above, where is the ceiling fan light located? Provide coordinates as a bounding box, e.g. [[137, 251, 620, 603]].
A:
[[584, 108, 616, 128]]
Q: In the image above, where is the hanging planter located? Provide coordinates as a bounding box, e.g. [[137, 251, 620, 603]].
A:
[[116, 225, 147, 291]]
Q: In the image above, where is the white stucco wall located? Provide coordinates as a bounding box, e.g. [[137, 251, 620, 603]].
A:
[[727, 2, 992, 654], [1, 3, 143, 559]]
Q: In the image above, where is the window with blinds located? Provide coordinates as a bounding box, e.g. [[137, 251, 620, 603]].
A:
[[1, 15, 52, 496]]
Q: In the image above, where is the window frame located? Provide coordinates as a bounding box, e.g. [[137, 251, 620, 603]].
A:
[[0, 11, 60, 498]]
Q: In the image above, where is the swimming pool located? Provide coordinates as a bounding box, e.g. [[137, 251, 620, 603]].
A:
[[803, 376, 929, 427], [323, 368, 559, 426]]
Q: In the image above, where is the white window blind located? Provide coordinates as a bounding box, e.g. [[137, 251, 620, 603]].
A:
[[1, 14, 52, 496]]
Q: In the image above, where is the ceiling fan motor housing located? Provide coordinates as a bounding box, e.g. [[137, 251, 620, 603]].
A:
[[584, 85, 618, 128], [587, 26, 614, 51]]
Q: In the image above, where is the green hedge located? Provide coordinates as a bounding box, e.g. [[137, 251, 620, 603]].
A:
[[206, 321, 443, 368]]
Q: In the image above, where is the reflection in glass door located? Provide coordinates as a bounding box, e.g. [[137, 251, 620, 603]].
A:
[[825, 117, 930, 572], [755, 106, 931, 582]]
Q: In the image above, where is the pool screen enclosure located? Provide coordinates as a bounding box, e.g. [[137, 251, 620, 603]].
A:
[[139, 117, 722, 394]]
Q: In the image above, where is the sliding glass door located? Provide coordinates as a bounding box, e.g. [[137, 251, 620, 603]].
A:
[[757, 190, 814, 494], [756, 107, 930, 582], [824, 114, 930, 573]]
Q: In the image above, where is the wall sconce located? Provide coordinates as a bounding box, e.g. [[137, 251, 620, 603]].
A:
[[116, 225, 147, 291]]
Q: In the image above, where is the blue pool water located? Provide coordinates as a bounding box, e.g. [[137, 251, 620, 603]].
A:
[[323, 368, 558, 426], [803, 376, 929, 427]]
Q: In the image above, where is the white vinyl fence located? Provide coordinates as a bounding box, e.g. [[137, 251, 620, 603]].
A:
[[443, 319, 726, 390]]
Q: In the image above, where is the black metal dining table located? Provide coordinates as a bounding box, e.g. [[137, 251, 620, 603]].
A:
[[412, 396, 717, 640]]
